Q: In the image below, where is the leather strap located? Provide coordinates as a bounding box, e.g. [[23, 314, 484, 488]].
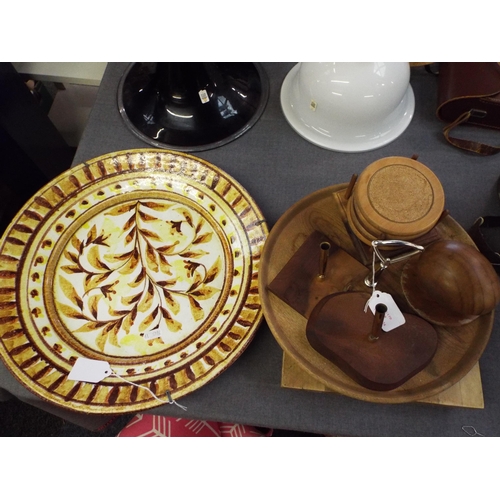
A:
[[468, 216, 500, 274], [443, 111, 500, 155]]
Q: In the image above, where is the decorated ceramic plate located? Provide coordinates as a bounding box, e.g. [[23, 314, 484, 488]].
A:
[[0, 149, 267, 414]]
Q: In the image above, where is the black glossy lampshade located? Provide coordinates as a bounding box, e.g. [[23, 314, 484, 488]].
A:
[[117, 62, 269, 152]]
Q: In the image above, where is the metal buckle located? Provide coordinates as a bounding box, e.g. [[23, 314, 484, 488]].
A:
[[470, 108, 487, 119]]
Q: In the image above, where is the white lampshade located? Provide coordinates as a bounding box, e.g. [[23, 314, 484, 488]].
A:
[[280, 62, 415, 153]]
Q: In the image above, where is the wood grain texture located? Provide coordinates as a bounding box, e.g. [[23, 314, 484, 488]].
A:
[[268, 231, 368, 318], [281, 352, 484, 409], [260, 183, 494, 404], [306, 291, 438, 391], [401, 239, 500, 326], [353, 157, 445, 239]]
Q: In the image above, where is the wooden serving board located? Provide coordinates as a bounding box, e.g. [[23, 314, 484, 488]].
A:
[[259, 183, 493, 404], [281, 352, 484, 409]]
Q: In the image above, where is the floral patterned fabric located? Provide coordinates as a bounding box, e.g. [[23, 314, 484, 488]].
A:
[[117, 414, 272, 437]]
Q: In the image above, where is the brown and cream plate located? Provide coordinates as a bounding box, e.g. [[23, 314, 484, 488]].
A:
[[0, 149, 267, 414]]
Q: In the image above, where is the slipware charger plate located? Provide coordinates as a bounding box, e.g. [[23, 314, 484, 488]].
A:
[[0, 149, 267, 414]]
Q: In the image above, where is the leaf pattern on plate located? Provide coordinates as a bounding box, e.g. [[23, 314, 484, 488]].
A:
[[1, 150, 267, 414], [55, 200, 224, 354]]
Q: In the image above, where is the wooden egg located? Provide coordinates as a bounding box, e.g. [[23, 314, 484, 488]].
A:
[[402, 239, 500, 326]]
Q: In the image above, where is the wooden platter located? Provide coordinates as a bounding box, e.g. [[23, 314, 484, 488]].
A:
[[259, 183, 493, 404], [281, 352, 484, 409]]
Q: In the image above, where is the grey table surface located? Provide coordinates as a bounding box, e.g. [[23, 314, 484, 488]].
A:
[[1, 62, 499, 436]]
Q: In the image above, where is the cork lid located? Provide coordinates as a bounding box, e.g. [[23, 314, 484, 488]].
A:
[[354, 157, 445, 238]]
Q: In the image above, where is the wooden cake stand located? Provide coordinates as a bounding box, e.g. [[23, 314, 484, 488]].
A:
[[259, 183, 493, 405]]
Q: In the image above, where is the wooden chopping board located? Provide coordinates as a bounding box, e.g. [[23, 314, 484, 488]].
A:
[[281, 352, 484, 409]]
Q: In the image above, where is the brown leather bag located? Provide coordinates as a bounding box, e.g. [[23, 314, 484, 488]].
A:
[[437, 62, 500, 155]]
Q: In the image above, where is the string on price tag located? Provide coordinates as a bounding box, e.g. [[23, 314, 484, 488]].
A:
[[68, 357, 187, 410]]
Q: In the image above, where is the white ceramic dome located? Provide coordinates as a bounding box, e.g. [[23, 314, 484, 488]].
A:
[[280, 62, 415, 152]]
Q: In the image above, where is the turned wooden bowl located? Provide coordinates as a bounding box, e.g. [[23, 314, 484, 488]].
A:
[[401, 239, 500, 326]]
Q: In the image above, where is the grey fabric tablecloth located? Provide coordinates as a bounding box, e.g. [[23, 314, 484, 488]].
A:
[[1, 62, 499, 435]]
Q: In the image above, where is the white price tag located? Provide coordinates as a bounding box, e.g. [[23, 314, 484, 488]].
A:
[[366, 291, 405, 332], [143, 327, 162, 341], [199, 89, 209, 104], [68, 358, 112, 383]]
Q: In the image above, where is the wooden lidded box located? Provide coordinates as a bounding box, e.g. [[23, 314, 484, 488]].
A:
[[347, 156, 445, 244]]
